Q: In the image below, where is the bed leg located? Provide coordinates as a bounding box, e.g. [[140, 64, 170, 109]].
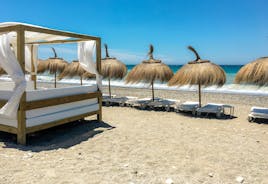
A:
[[97, 112, 102, 122], [17, 133, 26, 145], [97, 95, 102, 122]]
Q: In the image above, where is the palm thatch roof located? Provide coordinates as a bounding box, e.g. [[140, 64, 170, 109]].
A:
[[234, 57, 268, 86], [58, 60, 95, 80], [168, 46, 226, 87], [101, 44, 127, 79], [126, 45, 173, 84], [37, 59, 49, 73], [37, 48, 68, 74], [46, 57, 68, 74], [82, 72, 96, 79]]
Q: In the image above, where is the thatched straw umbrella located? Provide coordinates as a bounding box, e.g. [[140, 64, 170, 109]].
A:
[[126, 45, 173, 101], [58, 60, 95, 85], [101, 44, 127, 98], [37, 59, 49, 74], [44, 48, 68, 88], [234, 57, 268, 86], [168, 46, 226, 107]]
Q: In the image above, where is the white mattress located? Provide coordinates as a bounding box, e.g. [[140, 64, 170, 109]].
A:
[[0, 103, 99, 128], [0, 84, 100, 128], [0, 84, 98, 101], [26, 99, 98, 119], [26, 103, 99, 127]]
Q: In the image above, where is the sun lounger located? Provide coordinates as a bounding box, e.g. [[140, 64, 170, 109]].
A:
[[126, 98, 155, 109], [196, 103, 234, 118], [109, 96, 137, 107], [248, 106, 268, 122], [102, 94, 116, 106], [175, 101, 199, 115], [146, 99, 180, 111]]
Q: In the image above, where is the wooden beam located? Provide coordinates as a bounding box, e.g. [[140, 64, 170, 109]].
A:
[[25, 92, 101, 110], [23, 25, 100, 41], [16, 27, 27, 145], [0, 124, 17, 134], [95, 39, 102, 122], [96, 39, 101, 74], [26, 39, 88, 45], [0, 25, 19, 33], [26, 110, 99, 134]]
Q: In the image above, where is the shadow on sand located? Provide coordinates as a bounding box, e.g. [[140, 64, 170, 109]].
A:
[[177, 111, 238, 120], [0, 120, 115, 152]]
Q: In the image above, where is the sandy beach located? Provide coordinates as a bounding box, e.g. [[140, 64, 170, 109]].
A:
[[0, 84, 268, 184]]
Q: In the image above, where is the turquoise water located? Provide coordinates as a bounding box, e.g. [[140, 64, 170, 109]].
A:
[[127, 65, 243, 84]]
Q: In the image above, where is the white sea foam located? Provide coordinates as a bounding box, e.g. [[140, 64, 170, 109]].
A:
[[1, 75, 268, 96]]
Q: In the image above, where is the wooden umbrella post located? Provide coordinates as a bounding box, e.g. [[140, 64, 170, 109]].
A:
[[80, 76, 83, 85], [198, 81, 201, 107], [108, 77, 111, 98], [54, 72, 57, 88], [151, 81, 155, 101]]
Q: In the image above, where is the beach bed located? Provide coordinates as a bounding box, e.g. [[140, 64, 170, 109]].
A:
[[0, 84, 101, 142], [0, 23, 102, 145]]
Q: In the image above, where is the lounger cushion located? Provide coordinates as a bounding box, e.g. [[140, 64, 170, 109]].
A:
[[249, 107, 268, 119]]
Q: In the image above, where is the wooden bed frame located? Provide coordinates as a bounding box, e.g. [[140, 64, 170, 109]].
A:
[[0, 24, 102, 145]]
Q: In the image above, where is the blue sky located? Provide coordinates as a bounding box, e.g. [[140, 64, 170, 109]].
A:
[[1, 0, 268, 65]]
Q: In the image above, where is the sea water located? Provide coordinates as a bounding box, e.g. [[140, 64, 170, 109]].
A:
[[1, 65, 268, 96]]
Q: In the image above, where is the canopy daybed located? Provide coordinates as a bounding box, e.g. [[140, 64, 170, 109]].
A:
[[0, 22, 102, 145]]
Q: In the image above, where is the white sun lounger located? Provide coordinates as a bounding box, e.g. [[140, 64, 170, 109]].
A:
[[103, 96, 137, 107], [102, 94, 116, 106], [196, 103, 234, 118], [109, 96, 138, 107], [146, 99, 180, 111], [248, 106, 268, 122], [125, 98, 157, 109], [175, 101, 199, 115]]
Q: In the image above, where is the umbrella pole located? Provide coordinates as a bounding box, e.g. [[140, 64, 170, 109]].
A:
[[108, 77, 111, 98], [198, 81, 201, 107], [151, 81, 154, 101], [54, 72, 57, 88], [80, 76, 83, 85]]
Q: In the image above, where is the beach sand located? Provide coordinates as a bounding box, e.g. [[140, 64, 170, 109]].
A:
[[0, 84, 268, 183]]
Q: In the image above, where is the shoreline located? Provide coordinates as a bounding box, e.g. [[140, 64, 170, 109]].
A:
[[35, 82, 268, 108]]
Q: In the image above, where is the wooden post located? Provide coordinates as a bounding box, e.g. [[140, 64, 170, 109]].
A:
[[96, 38, 102, 122], [54, 72, 57, 88], [151, 81, 155, 101], [198, 81, 201, 108], [80, 76, 83, 85], [17, 27, 27, 145], [30, 45, 37, 90], [108, 77, 111, 98]]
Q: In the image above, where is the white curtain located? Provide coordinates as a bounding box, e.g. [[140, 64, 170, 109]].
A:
[[0, 34, 26, 119], [25, 44, 38, 74], [78, 41, 102, 90]]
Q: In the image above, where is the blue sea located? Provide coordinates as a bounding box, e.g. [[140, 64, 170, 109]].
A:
[[1, 65, 268, 96]]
